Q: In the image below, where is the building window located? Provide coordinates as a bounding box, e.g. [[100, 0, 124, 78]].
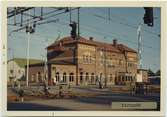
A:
[[86, 55, 89, 63], [10, 70, 13, 74], [100, 73, 103, 82], [89, 56, 92, 63], [132, 76, 135, 81], [128, 62, 134, 67], [119, 59, 123, 66], [110, 58, 112, 66], [31, 74, 35, 82], [91, 73, 95, 84], [83, 55, 86, 63], [38, 72, 42, 82], [124, 76, 127, 81], [122, 76, 124, 82], [100, 56, 103, 65], [131, 76, 133, 81], [110, 74, 112, 82], [100, 51, 104, 65], [63, 72, 66, 82], [56, 72, 60, 82], [69, 73, 74, 82], [118, 76, 121, 82], [80, 72, 83, 83], [85, 72, 89, 82]]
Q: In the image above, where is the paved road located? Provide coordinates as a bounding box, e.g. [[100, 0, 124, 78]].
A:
[[7, 86, 160, 111]]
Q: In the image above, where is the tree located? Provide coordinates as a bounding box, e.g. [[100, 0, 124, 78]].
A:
[[155, 69, 160, 76], [148, 69, 155, 76]]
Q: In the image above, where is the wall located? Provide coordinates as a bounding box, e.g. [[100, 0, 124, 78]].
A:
[[7, 61, 25, 82], [51, 64, 76, 85], [27, 65, 44, 83]]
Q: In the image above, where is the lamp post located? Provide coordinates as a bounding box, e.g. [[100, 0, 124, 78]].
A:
[[26, 28, 30, 87], [25, 22, 36, 87], [137, 23, 142, 69]]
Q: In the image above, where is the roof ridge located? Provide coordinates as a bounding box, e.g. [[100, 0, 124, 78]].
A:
[[48, 36, 136, 53]]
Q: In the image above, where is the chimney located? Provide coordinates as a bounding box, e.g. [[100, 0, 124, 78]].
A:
[[113, 39, 117, 47], [89, 37, 93, 41]]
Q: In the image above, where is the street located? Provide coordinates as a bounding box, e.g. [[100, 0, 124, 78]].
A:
[[7, 86, 160, 111]]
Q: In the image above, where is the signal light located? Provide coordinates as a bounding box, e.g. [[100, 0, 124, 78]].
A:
[[69, 22, 77, 39], [26, 25, 29, 33], [143, 7, 153, 27]]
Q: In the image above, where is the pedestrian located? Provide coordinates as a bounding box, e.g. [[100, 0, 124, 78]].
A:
[[43, 82, 49, 96], [18, 89, 24, 102], [14, 81, 17, 88], [18, 81, 21, 89], [132, 85, 135, 96], [59, 85, 63, 98], [53, 77, 57, 86]]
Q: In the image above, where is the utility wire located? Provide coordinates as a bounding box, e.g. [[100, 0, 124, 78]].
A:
[[58, 20, 159, 52], [79, 10, 159, 50], [8, 8, 159, 52], [8, 8, 79, 33], [95, 8, 160, 37]]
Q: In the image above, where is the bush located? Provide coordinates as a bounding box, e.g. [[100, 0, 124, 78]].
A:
[[19, 75, 26, 81]]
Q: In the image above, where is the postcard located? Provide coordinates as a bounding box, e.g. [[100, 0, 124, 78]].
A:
[[0, 0, 166, 116]]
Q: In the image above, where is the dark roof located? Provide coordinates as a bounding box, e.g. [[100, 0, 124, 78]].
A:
[[117, 44, 137, 53], [28, 60, 75, 67], [47, 36, 137, 53], [47, 36, 97, 49], [28, 62, 45, 67], [137, 69, 148, 71], [48, 60, 75, 65]]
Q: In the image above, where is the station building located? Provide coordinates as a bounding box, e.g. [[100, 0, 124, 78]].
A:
[[27, 36, 138, 86]]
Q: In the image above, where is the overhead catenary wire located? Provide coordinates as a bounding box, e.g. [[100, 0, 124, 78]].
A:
[[95, 8, 160, 37], [92, 13, 159, 37], [8, 7, 160, 53], [57, 20, 159, 52], [79, 9, 159, 49], [8, 7, 79, 33]]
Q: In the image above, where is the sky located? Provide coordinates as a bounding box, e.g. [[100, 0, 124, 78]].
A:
[[7, 7, 160, 72]]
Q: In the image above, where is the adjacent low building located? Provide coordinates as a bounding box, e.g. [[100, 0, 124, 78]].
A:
[[136, 69, 148, 83], [7, 58, 43, 83]]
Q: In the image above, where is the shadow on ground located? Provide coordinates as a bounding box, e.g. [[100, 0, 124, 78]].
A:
[[7, 102, 72, 111]]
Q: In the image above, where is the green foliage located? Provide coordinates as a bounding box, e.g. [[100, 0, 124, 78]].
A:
[[148, 69, 155, 76], [19, 75, 26, 81], [155, 69, 160, 76]]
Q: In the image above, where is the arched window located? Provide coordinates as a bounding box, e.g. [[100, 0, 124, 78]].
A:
[[63, 72, 66, 82], [85, 72, 89, 82], [122, 76, 125, 82], [56, 72, 60, 82], [69, 73, 74, 82], [38, 72, 42, 82]]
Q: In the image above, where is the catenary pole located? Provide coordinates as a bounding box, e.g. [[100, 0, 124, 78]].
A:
[[137, 23, 142, 69], [26, 26, 30, 87], [26, 10, 31, 87]]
